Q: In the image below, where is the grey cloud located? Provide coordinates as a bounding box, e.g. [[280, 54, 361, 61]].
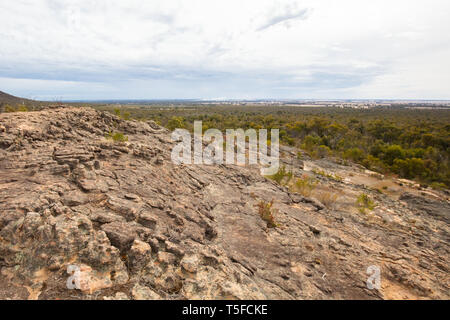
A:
[[0, 59, 386, 100], [0, 59, 230, 83], [0, 53, 384, 98], [257, 7, 311, 31], [146, 13, 175, 25]]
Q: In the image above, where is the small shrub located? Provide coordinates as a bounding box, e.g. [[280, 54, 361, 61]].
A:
[[122, 111, 131, 120], [255, 200, 278, 228], [167, 116, 185, 131], [113, 108, 131, 120], [4, 104, 15, 112], [344, 147, 364, 162], [267, 166, 293, 185], [4, 104, 29, 112], [356, 193, 376, 214], [316, 145, 331, 158], [312, 168, 343, 182], [17, 105, 29, 112], [293, 175, 317, 197], [106, 131, 128, 142], [430, 182, 446, 190]]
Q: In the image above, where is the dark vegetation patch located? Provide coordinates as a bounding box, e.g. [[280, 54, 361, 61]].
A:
[[91, 104, 450, 188]]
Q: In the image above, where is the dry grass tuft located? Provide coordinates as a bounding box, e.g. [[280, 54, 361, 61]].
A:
[[313, 190, 339, 209]]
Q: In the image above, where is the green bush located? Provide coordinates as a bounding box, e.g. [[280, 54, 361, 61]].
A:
[[344, 147, 364, 162], [106, 131, 128, 142], [312, 168, 343, 182], [316, 145, 331, 158], [4, 104, 29, 112], [293, 175, 317, 197], [267, 166, 293, 184], [113, 108, 131, 120], [17, 105, 29, 112], [91, 104, 450, 188], [356, 193, 376, 214], [167, 116, 186, 131], [383, 145, 406, 166]]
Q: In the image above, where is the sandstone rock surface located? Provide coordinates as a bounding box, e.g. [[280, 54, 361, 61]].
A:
[[0, 107, 448, 300]]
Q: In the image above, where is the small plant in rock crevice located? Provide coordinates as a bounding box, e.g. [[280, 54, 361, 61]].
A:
[[266, 165, 293, 185], [255, 200, 279, 228], [106, 131, 128, 142], [356, 193, 376, 214], [292, 174, 317, 197]]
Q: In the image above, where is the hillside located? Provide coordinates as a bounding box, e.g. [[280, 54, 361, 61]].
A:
[[0, 106, 448, 300], [0, 91, 34, 105]]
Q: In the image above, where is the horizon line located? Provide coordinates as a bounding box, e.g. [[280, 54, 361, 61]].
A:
[[54, 98, 450, 103]]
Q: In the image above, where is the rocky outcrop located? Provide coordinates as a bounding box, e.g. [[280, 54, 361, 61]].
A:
[[0, 106, 448, 300], [400, 192, 450, 223]]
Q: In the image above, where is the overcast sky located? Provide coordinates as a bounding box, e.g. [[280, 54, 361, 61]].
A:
[[1, 0, 449, 100]]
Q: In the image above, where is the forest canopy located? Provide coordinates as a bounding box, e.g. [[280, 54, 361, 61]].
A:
[[94, 104, 450, 189]]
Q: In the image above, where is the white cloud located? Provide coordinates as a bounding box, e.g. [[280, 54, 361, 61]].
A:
[[256, 4, 311, 31], [0, 0, 449, 99]]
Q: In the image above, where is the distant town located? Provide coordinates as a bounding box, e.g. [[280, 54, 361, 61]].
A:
[[196, 99, 450, 109], [81, 99, 450, 109]]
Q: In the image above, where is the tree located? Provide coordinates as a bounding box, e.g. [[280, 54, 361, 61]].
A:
[[316, 145, 331, 158], [167, 116, 185, 131], [344, 147, 364, 162], [383, 145, 405, 166]]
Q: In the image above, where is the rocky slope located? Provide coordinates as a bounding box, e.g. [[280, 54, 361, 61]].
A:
[[0, 106, 448, 300]]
